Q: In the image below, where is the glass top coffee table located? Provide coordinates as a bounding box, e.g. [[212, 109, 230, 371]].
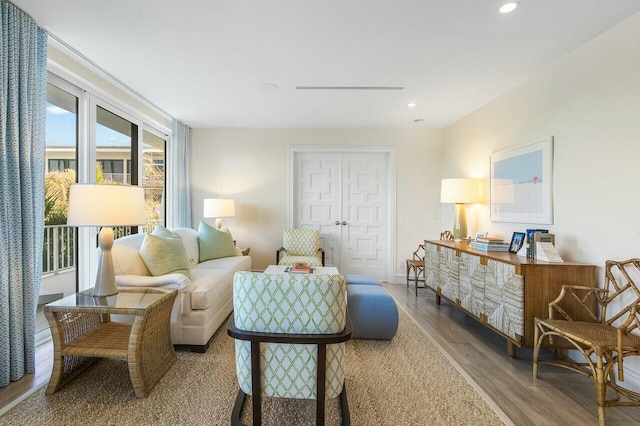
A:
[[45, 287, 177, 398], [264, 265, 340, 275]]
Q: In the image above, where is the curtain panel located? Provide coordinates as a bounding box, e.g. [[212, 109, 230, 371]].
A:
[[0, 2, 48, 387], [168, 119, 191, 229]]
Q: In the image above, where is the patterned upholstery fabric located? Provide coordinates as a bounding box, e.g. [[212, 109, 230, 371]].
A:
[[232, 272, 346, 399], [0, 2, 47, 388], [279, 229, 322, 266]]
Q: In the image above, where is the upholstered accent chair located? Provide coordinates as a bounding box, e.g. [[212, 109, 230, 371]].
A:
[[276, 228, 325, 267], [228, 271, 351, 425]]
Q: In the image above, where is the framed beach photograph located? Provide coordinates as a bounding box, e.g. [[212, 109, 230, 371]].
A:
[[509, 232, 525, 253], [490, 137, 553, 224]]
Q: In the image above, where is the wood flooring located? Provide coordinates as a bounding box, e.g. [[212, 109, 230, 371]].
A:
[[384, 281, 640, 426], [1, 282, 639, 425]]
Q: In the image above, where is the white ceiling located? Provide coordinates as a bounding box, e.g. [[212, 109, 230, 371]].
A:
[[12, 0, 640, 129]]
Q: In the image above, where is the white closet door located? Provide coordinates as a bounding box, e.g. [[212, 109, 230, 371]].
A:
[[294, 151, 388, 280], [295, 153, 341, 267], [340, 153, 388, 278]]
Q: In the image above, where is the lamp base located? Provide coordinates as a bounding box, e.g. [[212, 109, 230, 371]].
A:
[[452, 203, 468, 241], [215, 218, 223, 229], [94, 227, 118, 296]]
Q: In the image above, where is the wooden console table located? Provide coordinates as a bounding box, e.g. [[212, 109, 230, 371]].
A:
[[424, 240, 597, 357], [45, 287, 177, 397]]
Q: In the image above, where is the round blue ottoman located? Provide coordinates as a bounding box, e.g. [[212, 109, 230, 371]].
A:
[[347, 284, 398, 340], [344, 274, 381, 286]]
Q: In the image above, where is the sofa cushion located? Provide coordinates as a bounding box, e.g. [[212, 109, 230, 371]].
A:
[[190, 268, 234, 310], [171, 228, 200, 267], [139, 233, 191, 278], [198, 221, 237, 262], [195, 255, 252, 273], [111, 233, 150, 276], [152, 225, 180, 238]]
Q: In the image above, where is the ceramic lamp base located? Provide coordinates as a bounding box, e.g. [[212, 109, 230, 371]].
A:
[[452, 203, 467, 240]]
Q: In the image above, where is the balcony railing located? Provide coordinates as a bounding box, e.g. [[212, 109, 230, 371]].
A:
[[43, 225, 76, 275], [102, 173, 131, 184], [42, 225, 140, 275]]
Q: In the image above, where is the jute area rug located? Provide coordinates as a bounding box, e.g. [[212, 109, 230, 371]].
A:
[[0, 308, 504, 425]]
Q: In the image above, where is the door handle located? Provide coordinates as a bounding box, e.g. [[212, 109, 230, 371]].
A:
[[335, 221, 340, 225], [342, 221, 347, 226]]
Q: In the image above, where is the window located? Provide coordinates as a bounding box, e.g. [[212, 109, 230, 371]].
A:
[[142, 130, 166, 231], [41, 80, 80, 340], [48, 159, 77, 172]]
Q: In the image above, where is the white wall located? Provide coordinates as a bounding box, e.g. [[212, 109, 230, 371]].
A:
[[190, 128, 443, 277], [442, 11, 640, 383]]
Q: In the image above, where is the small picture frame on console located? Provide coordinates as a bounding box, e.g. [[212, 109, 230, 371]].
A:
[[509, 232, 526, 253]]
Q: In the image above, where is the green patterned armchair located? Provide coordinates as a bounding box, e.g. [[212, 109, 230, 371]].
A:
[[227, 271, 351, 425], [276, 228, 325, 267]]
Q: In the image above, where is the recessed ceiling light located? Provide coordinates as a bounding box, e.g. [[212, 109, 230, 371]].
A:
[[414, 119, 424, 123], [499, 1, 519, 14], [407, 102, 417, 108], [260, 83, 279, 91]]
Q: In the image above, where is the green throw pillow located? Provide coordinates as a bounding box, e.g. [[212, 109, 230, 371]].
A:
[[139, 233, 191, 278], [198, 221, 237, 262], [152, 225, 179, 239]]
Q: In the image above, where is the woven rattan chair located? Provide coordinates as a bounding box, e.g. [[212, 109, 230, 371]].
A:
[[533, 258, 640, 425], [406, 244, 426, 296], [440, 230, 454, 241]]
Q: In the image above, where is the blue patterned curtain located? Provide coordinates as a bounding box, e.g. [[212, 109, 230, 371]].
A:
[[168, 119, 191, 228], [0, 3, 47, 387]]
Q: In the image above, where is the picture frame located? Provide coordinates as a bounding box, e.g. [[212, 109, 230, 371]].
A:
[[509, 232, 525, 253], [490, 137, 553, 224]]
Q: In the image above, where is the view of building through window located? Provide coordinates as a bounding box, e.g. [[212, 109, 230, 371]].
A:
[[39, 79, 167, 340]]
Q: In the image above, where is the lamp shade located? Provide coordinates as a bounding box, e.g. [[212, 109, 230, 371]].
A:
[[203, 198, 236, 218], [67, 184, 146, 226], [440, 178, 481, 204]]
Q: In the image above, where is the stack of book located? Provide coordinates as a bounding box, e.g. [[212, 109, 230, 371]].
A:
[[469, 237, 510, 252], [288, 262, 313, 274]]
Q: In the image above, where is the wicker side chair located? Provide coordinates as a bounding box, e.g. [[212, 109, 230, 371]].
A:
[[406, 243, 426, 296], [440, 230, 455, 241], [533, 258, 640, 426]]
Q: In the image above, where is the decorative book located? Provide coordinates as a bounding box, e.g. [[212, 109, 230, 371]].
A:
[[289, 262, 312, 274], [536, 242, 563, 263]]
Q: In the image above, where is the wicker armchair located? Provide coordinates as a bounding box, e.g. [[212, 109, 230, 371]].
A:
[[440, 230, 455, 241], [533, 259, 640, 425], [406, 244, 425, 296]]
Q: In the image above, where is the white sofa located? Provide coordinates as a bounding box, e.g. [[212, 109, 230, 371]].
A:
[[110, 227, 251, 352]]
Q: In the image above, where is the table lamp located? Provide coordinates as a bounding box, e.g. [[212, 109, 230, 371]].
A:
[[440, 178, 481, 240], [67, 184, 146, 296], [203, 198, 235, 229]]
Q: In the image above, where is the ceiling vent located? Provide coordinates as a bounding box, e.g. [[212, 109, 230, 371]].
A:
[[296, 86, 404, 90]]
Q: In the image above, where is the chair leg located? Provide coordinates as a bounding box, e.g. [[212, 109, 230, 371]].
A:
[[533, 322, 541, 379], [406, 262, 410, 287], [231, 389, 247, 426], [251, 342, 262, 426], [316, 343, 326, 425], [340, 384, 351, 426], [595, 355, 607, 426]]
